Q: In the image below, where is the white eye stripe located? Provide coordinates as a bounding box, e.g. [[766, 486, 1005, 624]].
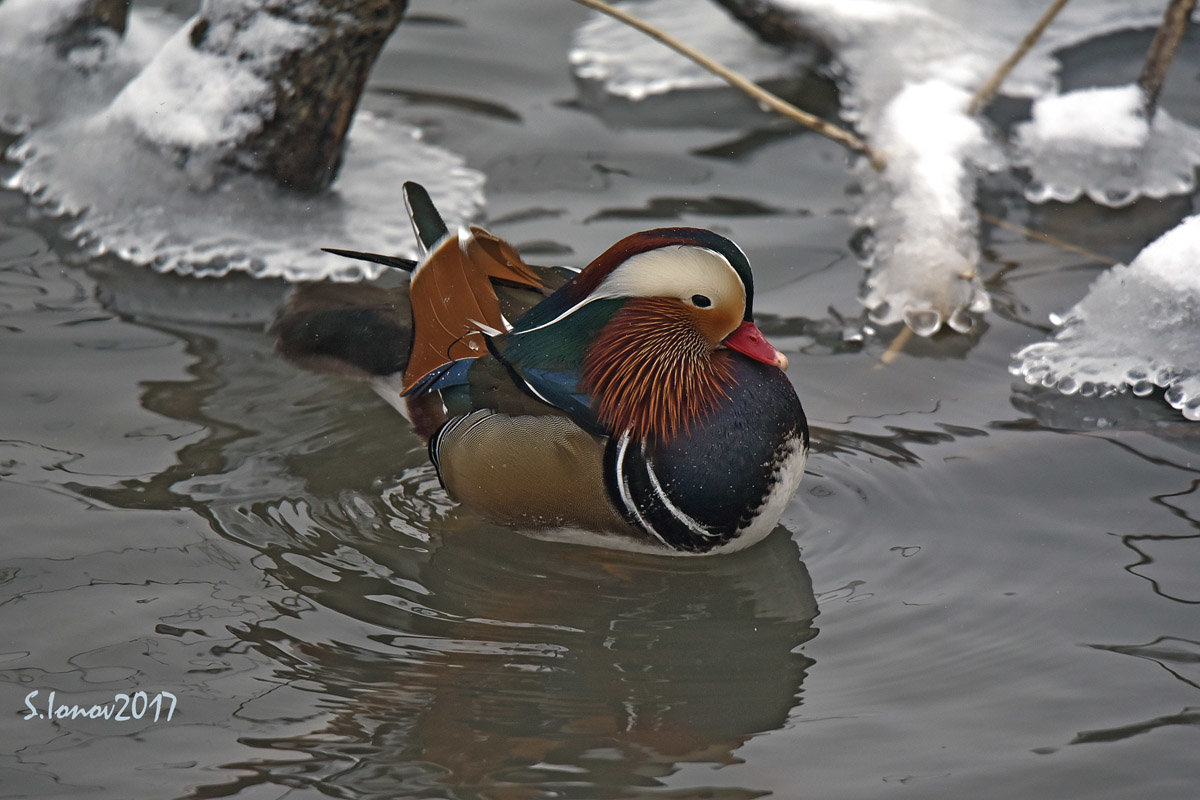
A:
[[597, 246, 744, 302], [512, 245, 745, 337], [512, 295, 596, 335]]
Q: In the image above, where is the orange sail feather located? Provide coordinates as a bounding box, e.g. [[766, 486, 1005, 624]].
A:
[[403, 225, 545, 391]]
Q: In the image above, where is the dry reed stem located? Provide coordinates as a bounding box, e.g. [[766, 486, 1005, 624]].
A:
[[968, 0, 1073, 115], [1138, 0, 1198, 115], [878, 326, 914, 366], [981, 214, 1119, 266]]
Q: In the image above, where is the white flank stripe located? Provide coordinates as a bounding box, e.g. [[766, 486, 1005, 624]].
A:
[[639, 440, 716, 539], [613, 432, 667, 547]]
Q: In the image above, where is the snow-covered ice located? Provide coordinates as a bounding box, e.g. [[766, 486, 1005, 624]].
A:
[[1, 3, 485, 281], [1013, 214, 1200, 421], [8, 111, 484, 281], [1013, 85, 1200, 207]]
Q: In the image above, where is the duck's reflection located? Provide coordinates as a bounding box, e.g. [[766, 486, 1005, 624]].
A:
[[223, 521, 817, 797]]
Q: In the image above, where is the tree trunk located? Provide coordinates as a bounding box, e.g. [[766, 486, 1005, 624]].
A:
[[190, 0, 408, 194]]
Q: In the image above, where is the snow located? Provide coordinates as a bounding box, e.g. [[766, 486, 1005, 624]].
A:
[[1024, 85, 1150, 149], [1013, 85, 1200, 207], [1136, 216, 1200, 294], [1012, 214, 1200, 421], [107, 22, 278, 156], [1, 4, 485, 281], [106, 6, 322, 160], [0, 0, 102, 45], [0, 0, 176, 133], [106, 23, 274, 165]]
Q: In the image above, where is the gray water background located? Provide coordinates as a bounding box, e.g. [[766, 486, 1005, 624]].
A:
[[2, 2, 1199, 798]]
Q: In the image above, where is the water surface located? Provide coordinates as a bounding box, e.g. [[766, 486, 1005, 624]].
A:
[[3, 2, 1200, 798]]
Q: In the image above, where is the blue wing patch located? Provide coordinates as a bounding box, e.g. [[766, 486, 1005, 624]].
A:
[[404, 358, 475, 397]]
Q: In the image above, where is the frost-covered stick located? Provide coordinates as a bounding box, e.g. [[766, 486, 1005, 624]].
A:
[[569, 0, 887, 171], [45, 0, 131, 57], [1138, 0, 1198, 116], [967, 0, 1072, 115]]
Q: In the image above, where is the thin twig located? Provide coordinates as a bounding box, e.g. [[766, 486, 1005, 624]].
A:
[[877, 326, 914, 366], [568, 0, 887, 171], [968, 0, 1073, 115], [1138, 0, 1198, 116], [981, 214, 1118, 266]]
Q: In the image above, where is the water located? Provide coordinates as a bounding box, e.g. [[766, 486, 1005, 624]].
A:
[[3, 2, 1200, 798]]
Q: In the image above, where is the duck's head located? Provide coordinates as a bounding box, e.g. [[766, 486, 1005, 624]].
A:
[[587, 228, 786, 370], [506, 228, 789, 441], [513, 227, 786, 369]]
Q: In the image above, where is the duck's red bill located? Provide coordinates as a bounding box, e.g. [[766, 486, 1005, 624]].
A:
[[725, 320, 788, 370]]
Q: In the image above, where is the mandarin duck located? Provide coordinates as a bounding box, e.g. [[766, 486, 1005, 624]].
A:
[[273, 182, 809, 554]]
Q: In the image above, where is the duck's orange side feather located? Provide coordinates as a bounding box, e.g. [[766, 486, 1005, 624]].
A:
[[403, 226, 544, 391]]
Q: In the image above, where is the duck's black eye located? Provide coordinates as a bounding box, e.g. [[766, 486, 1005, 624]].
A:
[[691, 294, 712, 308]]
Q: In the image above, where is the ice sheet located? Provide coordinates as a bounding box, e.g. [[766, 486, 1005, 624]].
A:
[[8, 112, 484, 281]]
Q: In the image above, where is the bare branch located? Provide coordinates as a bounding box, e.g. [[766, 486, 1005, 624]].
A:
[[1138, 0, 1198, 116]]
